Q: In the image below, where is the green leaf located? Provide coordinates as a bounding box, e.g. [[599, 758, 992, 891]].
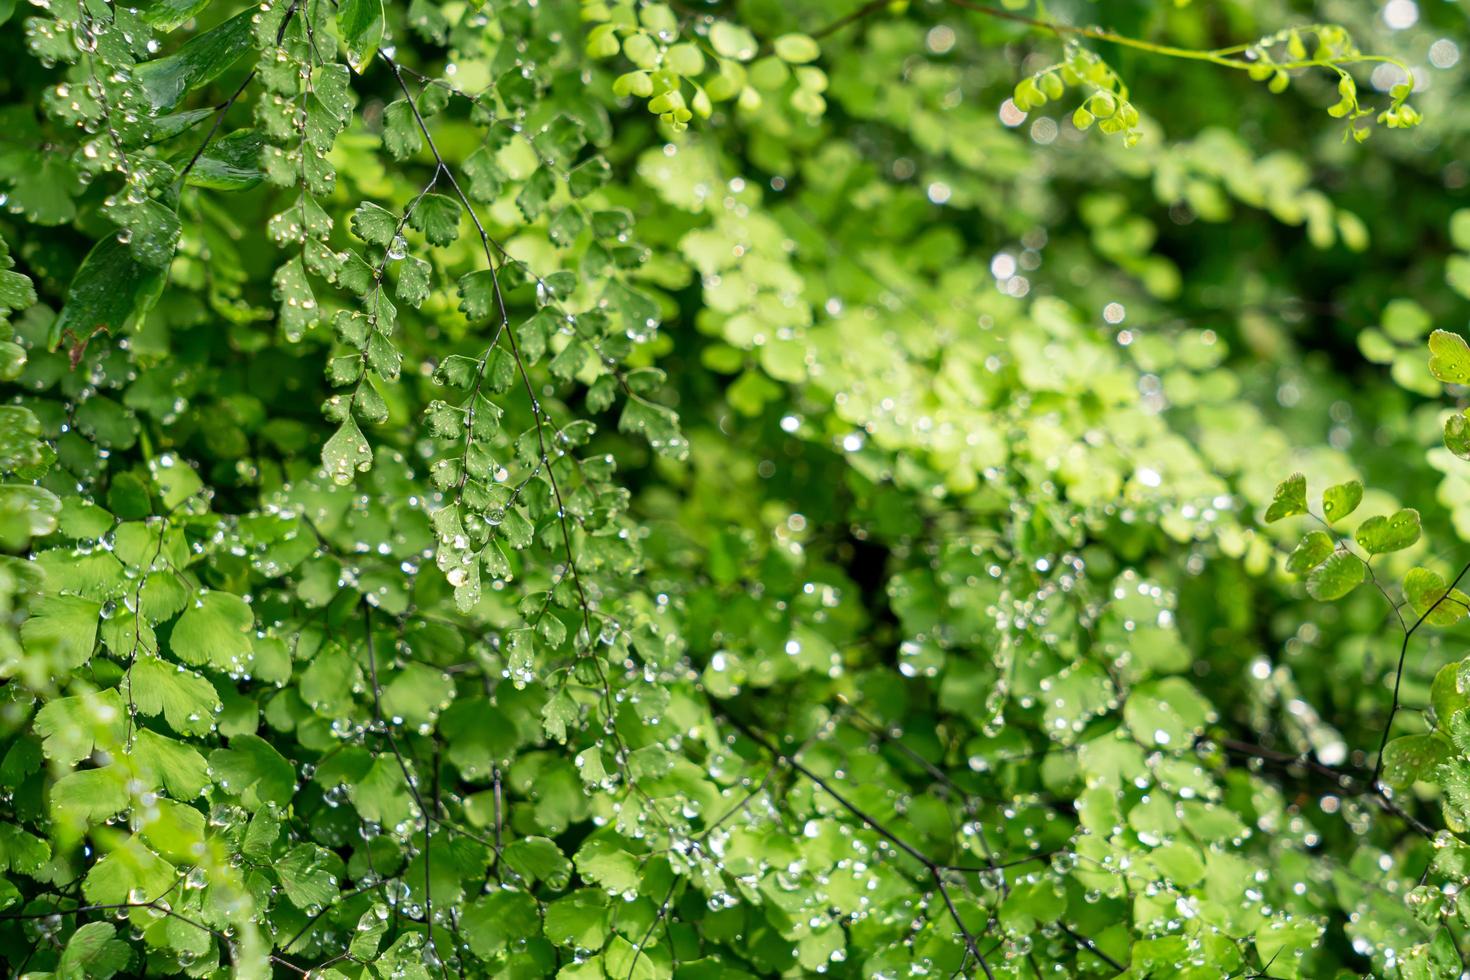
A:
[[568, 156, 612, 198], [349, 754, 418, 829], [1123, 677, 1213, 749], [533, 115, 587, 164], [1263, 473, 1307, 523], [1404, 567, 1470, 627], [463, 146, 504, 202], [170, 589, 254, 672], [620, 397, 687, 459], [1429, 329, 1470, 385], [34, 690, 127, 767], [138, 797, 207, 865], [51, 766, 130, 824], [323, 417, 373, 485], [0, 340, 24, 383], [1321, 480, 1362, 523], [773, 33, 821, 64], [351, 202, 400, 246], [382, 99, 423, 159], [457, 269, 504, 321], [150, 454, 205, 511], [503, 836, 572, 889], [605, 935, 660, 980], [380, 662, 454, 731], [20, 593, 100, 670], [1449, 255, 1470, 301], [1380, 733, 1451, 789], [338, 0, 386, 73], [0, 154, 79, 226], [544, 890, 611, 948], [0, 7, 1455, 973], [59, 922, 131, 980], [999, 877, 1067, 935], [136, 0, 211, 30], [542, 688, 579, 743], [462, 889, 541, 958], [273, 257, 318, 341], [516, 167, 557, 221], [1354, 508, 1421, 554], [0, 262, 35, 317], [1284, 531, 1333, 576], [1306, 552, 1365, 600], [710, 21, 758, 61], [131, 728, 211, 800], [83, 837, 175, 905], [0, 823, 51, 874], [1433, 661, 1470, 727], [0, 407, 44, 473], [57, 497, 114, 540], [396, 255, 431, 307], [314, 63, 355, 123], [185, 128, 266, 191], [74, 396, 140, 450], [666, 43, 705, 77], [408, 193, 462, 247], [124, 655, 222, 737], [1254, 919, 1322, 980], [575, 835, 642, 895], [50, 235, 167, 350], [1382, 298, 1431, 342], [505, 627, 535, 688], [135, 9, 256, 112], [1453, 209, 1470, 251], [1446, 412, 1470, 460], [349, 906, 389, 958], [276, 843, 340, 911], [209, 734, 296, 809]]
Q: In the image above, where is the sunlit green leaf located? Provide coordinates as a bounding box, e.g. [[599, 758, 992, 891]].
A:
[[1354, 508, 1421, 555], [1264, 473, 1307, 523], [1306, 552, 1365, 600]]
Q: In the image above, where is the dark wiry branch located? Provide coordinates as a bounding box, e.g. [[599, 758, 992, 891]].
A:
[[719, 710, 999, 979], [1372, 558, 1470, 784], [177, 0, 305, 184]]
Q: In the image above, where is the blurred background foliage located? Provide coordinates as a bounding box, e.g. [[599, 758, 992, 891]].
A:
[[4, 0, 1470, 976]]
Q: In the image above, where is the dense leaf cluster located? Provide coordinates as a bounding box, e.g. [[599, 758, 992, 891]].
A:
[[3, 0, 1470, 978]]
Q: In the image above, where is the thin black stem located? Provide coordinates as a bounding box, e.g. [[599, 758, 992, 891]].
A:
[[720, 711, 996, 979], [1057, 921, 1126, 972], [1372, 559, 1470, 783], [177, 0, 303, 184]]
